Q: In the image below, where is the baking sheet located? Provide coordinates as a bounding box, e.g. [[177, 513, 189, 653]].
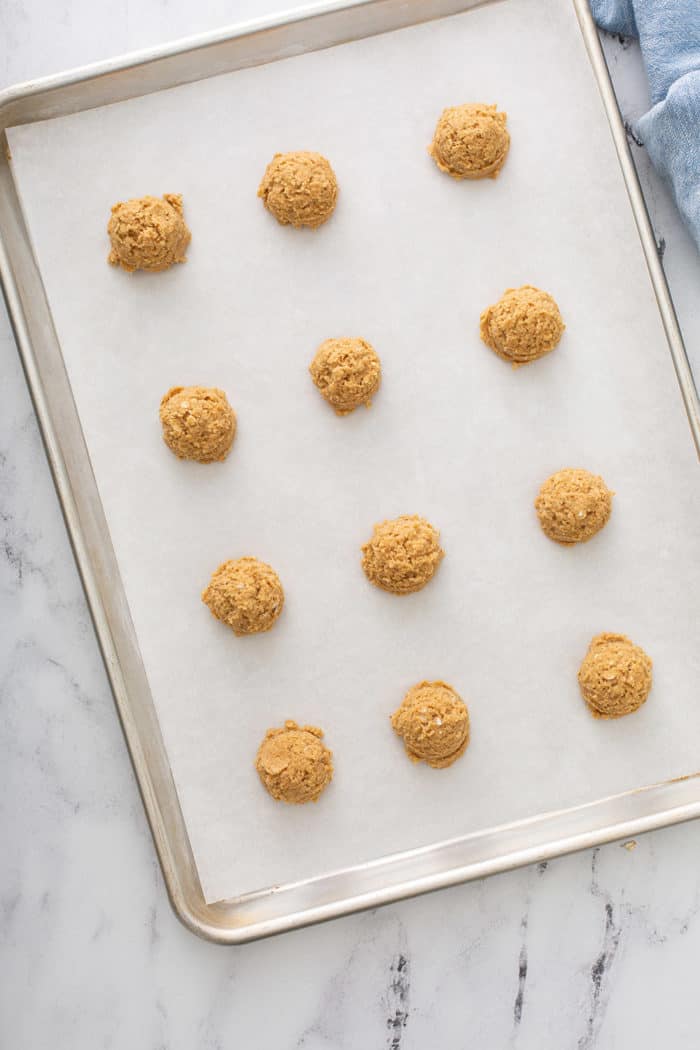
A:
[[8, 0, 700, 905]]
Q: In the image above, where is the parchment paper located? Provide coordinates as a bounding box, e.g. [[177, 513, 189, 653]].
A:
[[9, 0, 700, 905]]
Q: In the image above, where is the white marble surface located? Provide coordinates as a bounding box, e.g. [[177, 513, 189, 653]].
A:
[[2, 4, 700, 1048]]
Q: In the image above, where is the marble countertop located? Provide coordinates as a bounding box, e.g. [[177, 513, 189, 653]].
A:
[[2, 4, 700, 1048]]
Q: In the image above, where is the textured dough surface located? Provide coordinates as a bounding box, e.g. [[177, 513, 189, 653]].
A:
[[429, 103, 510, 180], [309, 337, 381, 414], [257, 151, 338, 229], [480, 285, 565, 365], [255, 721, 333, 803], [107, 193, 191, 272], [391, 681, 470, 768], [159, 386, 236, 463], [361, 515, 444, 594], [202, 557, 284, 636], [578, 633, 653, 718], [535, 468, 613, 545]]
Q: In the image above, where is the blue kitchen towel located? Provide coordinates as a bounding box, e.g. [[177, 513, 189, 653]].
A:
[[590, 0, 700, 252]]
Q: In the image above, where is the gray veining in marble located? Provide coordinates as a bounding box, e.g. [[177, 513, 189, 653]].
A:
[[2, 4, 700, 1048]]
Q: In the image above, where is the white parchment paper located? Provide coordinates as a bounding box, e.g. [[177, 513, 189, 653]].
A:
[[9, 0, 700, 904]]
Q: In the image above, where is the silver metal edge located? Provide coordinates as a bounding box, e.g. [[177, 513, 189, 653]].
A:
[[572, 0, 700, 456], [2, 0, 700, 945], [0, 163, 207, 940], [0, 0, 494, 126]]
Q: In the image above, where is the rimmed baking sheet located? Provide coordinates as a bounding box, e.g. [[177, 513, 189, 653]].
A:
[[5, 0, 700, 909]]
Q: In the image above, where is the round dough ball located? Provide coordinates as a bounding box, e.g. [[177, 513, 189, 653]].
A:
[[361, 515, 444, 595], [309, 337, 381, 415], [535, 468, 613, 545], [159, 386, 236, 463], [429, 103, 510, 180], [256, 721, 333, 803], [202, 557, 284, 636], [107, 193, 191, 272], [578, 633, 653, 718], [480, 285, 565, 366], [391, 681, 470, 768], [257, 151, 338, 229]]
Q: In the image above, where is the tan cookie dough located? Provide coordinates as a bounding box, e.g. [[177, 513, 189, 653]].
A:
[[361, 515, 444, 595], [391, 681, 470, 768], [107, 193, 191, 272], [202, 557, 284, 636], [309, 337, 381, 415], [258, 151, 338, 229], [159, 386, 236, 463], [480, 285, 565, 366], [535, 468, 613, 545], [429, 103, 510, 180], [578, 633, 653, 719], [255, 721, 333, 803]]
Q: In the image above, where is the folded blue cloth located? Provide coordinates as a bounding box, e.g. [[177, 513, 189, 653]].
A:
[[590, 0, 700, 252]]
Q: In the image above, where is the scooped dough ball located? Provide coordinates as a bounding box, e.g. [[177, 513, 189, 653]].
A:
[[256, 721, 333, 803], [391, 681, 470, 768], [309, 337, 381, 415], [429, 103, 510, 180], [159, 386, 236, 463], [480, 285, 565, 366], [202, 557, 284, 636], [578, 633, 653, 718], [535, 468, 613, 545], [257, 151, 338, 229], [107, 193, 191, 272], [361, 515, 444, 595]]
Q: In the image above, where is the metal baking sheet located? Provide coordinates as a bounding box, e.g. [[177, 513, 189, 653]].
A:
[[2, 0, 700, 942]]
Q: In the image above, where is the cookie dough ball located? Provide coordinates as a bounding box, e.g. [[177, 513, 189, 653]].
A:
[[480, 285, 565, 366], [309, 337, 381, 415], [429, 103, 510, 180], [391, 681, 470, 768], [159, 386, 236, 463], [255, 721, 333, 803], [107, 193, 191, 272], [202, 557, 284, 636], [257, 151, 338, 229], [361, 515, 444, 595], [578, 633, 653, 718], [535, 468, 613, 545]]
